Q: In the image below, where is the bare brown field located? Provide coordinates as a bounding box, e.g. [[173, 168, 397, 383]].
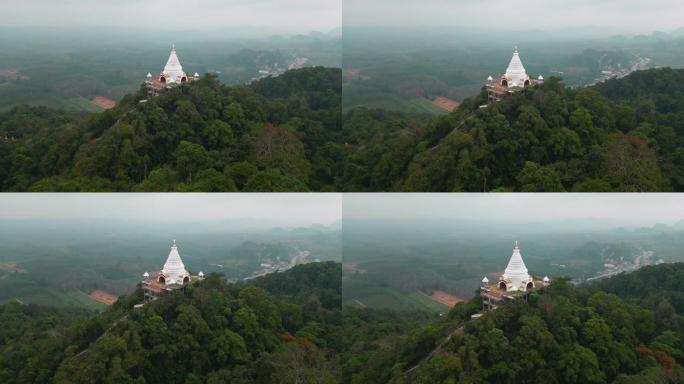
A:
[[0, 262, 26, 273], [432, 96, 460, 112], [343, 262, 367, 274], [89, 290, 118, 305], [92, 96, 116, 109], [430, 290, 464, 307], [343, 68, 370, 81], [0, 68, 28, 80]]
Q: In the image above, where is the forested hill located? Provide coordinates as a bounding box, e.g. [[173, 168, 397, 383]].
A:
[[341, 263, 684, 384], [342, 67, 684, 192], [0, 262, 342, 384], [0, 67, 342, 192]]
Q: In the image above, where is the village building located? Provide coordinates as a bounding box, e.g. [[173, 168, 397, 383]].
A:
[[480, 241, 549, 310], [486, 47, 543, 102], [145, 45, 199, 96], [142, 240, 204, 302]]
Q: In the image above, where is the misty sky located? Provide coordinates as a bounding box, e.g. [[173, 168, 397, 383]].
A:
[[344, 194, 684, 226], [345, 0, 684, 33], [0, 194, 341, 226], [1, 0, 341, 33]]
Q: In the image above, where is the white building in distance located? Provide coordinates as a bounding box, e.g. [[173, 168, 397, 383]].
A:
[[486, 47, 543, 102], [480, 241, 549, 310], [142, 240, 204, 302], [145, 45, 199, 96]]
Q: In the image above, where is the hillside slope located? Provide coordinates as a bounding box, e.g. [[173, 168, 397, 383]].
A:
[[342, 263, 684, 384], [341, 68, 684, 192], [0, 67, 342, 192], [0, 262, 342, 384]]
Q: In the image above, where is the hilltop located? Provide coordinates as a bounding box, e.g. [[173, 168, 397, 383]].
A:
[[341, 67, 684, 192], [341, 263, 684, 383], [0, 67, 342, 192], [0, 261, 341, 384]]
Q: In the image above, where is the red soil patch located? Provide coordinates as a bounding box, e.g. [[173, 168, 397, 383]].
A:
[[89, 290, 118, 305], [432, 96, 460, 112], [92, 96, 116, 109], [430, 290, 464, 307], [343, 262, 367, 274], [0, 262, 26, 273], [0, 68, 28, 80], [343, 68, 370, 81]]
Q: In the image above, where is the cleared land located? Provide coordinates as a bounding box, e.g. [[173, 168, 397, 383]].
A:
[[0, 262, 26, 273], [89, 290, 119, 305], [343, 68, 370, 81], [432, 96, 459, 112], [0, 68, 28, 80], [92, 96, 116, 109], [429, 290, 464, 307]]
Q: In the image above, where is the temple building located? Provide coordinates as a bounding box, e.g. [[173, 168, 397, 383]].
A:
[[142, 240, 204, 302], [486, 47, 543, 102], [480, 241, 549, 310], [145, 45, 199, 96]]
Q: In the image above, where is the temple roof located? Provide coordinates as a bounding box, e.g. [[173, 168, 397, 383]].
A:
[[161, 240, 189, 284], [162, 45, 186, 83], [504, 241, 529, 279], [504, 47, 530, 87]]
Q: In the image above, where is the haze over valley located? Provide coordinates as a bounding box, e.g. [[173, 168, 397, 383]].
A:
[[343, 0, 684, 114], [343, 194, 684, 313], [0, 194, 341, 310], [0, 0, 341, 112]]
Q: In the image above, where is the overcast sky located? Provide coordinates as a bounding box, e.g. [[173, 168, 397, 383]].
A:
[[0, 194, 341, 226], [345, 0, 684, 33], [344, 194, 684, 226], [1, 0, 341, 33]]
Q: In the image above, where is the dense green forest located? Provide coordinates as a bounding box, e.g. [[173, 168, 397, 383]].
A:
[[341, 263, 684, 383], [0, 67, 341, 191], [6, 66, 684, 192], [0, 262, 342, 383], [342, 68, 684, 191]]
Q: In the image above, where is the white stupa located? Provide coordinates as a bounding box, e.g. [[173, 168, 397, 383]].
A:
[[502, 47, 530, 88], [159, 45, 188, 84], [499, 241, 534, 292], [159, 240, 190, 285]]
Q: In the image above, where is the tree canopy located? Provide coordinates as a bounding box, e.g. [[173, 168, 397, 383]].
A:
[[340, 68, 684, 192], [0, 67, 341, 192], [0, 262, 342, 384], [341, 263, 684, 384]]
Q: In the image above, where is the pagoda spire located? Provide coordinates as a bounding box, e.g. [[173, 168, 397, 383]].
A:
[[161, 240, 189, 284], [504, 46, 529, 87], [161, 45, 185, 84], [501, 241, 532, 291]]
